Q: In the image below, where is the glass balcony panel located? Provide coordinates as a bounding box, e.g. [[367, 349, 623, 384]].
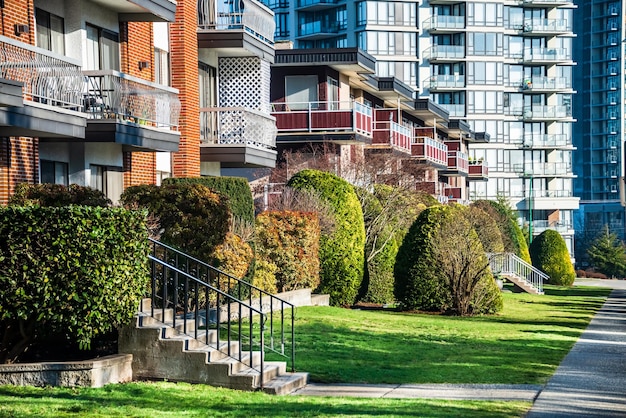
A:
[[423, 15, 465, 30], [426, 74, 465, 89]]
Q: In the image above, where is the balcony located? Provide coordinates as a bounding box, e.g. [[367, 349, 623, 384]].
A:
[[522, 134, 572, 149], [422, 16, 465, 32], [271, 101, 373, 143], [422, 45, 465, 61], [0, 35, 86, 138], [516, 162, 573, 177], [520, 19, 572, 35], [83, 70, 180, 152], [468, 160, 488, 180], [522, 105, 572, 121], [520, 76, 571, 92], [521, 0, 574, 7], [438, 104, 465, 117], [411, 136, 448, 168], [95, 0, 176, 22], [522, 48, 570, 64], [296, 0, 339, 11], [444, 187, 470, 205], [425, 74, 465, 90], [200, 107, 277, 168], [197, 0, 275, 61], [298, 21, 341, 38], [530, 220, 573, 235], [443, 150, 469, 176], [371, 120, 412, 154]]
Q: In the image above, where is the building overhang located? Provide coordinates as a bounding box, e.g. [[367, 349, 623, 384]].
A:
[[274, 48, 376, 79], [363, 76, 415, 102], [85, 120, 180, 152], [0, 79, 23, 108], [198, 31, 275, 63], [0, 102, 86, 139], [411, 98, 449, 130], [90, 0, 177, 22], [200, 144, 277, 168], [446, 119, 473, 140], [276, 131, 372, 145]]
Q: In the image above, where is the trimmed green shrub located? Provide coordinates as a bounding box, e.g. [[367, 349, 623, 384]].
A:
[[471, 200, 531, 263], [287, 170, 365, 306], [530, 229, 576, 286], [163, 176, 254, 224], [0, 206, 149, 363], [210, 232, 254, 283], [255, 211, 320, 293], [395, 204, 503, 315], [120, 183, 230, 260], [8, 183, 111, 207]]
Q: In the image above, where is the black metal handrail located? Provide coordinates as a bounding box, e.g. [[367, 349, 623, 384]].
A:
[[149, 238, 296, 372], [148, 255, 267, 387]]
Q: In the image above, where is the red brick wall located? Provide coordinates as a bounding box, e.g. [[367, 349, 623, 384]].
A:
[[170, 0, 201, 177], [1, 0, 35, 45], [120, 21, 159, 187], [0, 137, 39, 205]]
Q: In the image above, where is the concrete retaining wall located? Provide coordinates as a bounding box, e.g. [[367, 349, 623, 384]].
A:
[[0, 354, 133, 388]]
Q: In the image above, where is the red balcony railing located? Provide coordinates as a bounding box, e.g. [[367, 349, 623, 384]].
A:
[[271, 101, 372, 137], [411, 136, 448, 166], [447, 150, 469, 174], [373, 120, 411, 153], [468, 161, 488, 179]]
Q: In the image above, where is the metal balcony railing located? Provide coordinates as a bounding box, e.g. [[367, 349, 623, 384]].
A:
[[271, 101, 373, 137], [0, 35, 83, 110], [83, 70, 180, 130], [200, 107, 277, 149], [523, 48, 570, 62], [520, 76, 570, 90], [448, 150, 469, 173], [522, 105, 571, 120], [197, 0, 275, 45], [411, 136, 448, 165], [530, 220, 572, 234], [468, 161, 488, 177], [515, 162, 572, 176]]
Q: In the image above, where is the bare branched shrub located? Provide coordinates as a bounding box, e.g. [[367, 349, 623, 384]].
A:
[[266, 186, 336, 235]]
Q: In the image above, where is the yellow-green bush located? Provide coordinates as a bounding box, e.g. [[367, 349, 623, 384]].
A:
[[530, 229, 575, 286]]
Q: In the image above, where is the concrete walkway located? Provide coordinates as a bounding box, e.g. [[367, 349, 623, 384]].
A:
[[291, 279, 626, 416]]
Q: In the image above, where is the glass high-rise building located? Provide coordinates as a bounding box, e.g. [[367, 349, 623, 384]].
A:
[[572, 0, 626, 261], [270, 0, 578, 256]]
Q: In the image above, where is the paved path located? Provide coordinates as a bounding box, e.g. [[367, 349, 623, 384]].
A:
[[292, 279, 626, 417]]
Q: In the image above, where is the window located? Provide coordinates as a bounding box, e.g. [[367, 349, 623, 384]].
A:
[[85, 24, 120, 71], [468, 61, 501, 84], [36, 8, 65, 54], [468, 91, 502, 113], [199, 63, 217, 108], [155, 48, 170, 86], [467, 2, 502, 26], [285, 75, 318, 110], [467, 32, 502, 56], [40, 160, 68, 185], [275, 13, 290, 37], [91, 165, 123, 203]]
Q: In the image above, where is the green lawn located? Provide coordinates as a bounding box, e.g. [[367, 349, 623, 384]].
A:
[[0, 382, 531, 418], [279, 285, 610, 384], [0, 284, 610, 418]]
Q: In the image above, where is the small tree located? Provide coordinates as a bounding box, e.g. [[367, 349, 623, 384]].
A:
[[587, 225, 626, 278], [529, 229, 576, 286]]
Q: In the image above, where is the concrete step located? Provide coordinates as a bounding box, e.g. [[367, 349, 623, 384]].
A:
[[262, 372, 309, 395]]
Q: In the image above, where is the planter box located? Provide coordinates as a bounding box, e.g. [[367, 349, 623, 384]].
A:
[[0, 354, 133, 388]]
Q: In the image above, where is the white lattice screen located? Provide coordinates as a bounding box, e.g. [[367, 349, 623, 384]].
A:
[[218, 57, 271, 113]]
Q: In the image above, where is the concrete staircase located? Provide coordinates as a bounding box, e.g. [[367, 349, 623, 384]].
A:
[[119, 299, 308, 394], [488, 252, 549, 295]]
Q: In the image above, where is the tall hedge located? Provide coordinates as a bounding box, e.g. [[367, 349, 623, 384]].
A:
[[8, 183, 111, 207], [163, 176, 254, 224], [255, 211, 320, 293], [529, 229, 576, 286], [287, 170, 365, 306], [472, 200, 531, 263], [120, 183, 231, 261], [0, 206, 149, 363]]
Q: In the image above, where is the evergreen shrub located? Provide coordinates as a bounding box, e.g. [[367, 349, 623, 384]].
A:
[[529, 229, 576, 286]]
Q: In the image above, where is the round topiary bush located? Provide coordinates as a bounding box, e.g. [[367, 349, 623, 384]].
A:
[[287, 169, 365, 306], [529, 229, 576, 286]]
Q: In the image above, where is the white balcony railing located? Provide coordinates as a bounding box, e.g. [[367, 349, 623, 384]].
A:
[[523, 48, 570, 62], [523, 134, 571, 148], [84, 70, 180, 130], [515, 162, 572, 176], [423, 45, 465, 60], [522, 19, 571, 33], [198, 0, 275, 45], [422, 15, 465, 30], [200, 107, 277, 149], [426, 74, 465, 89], [0, 35, 83, 110]]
